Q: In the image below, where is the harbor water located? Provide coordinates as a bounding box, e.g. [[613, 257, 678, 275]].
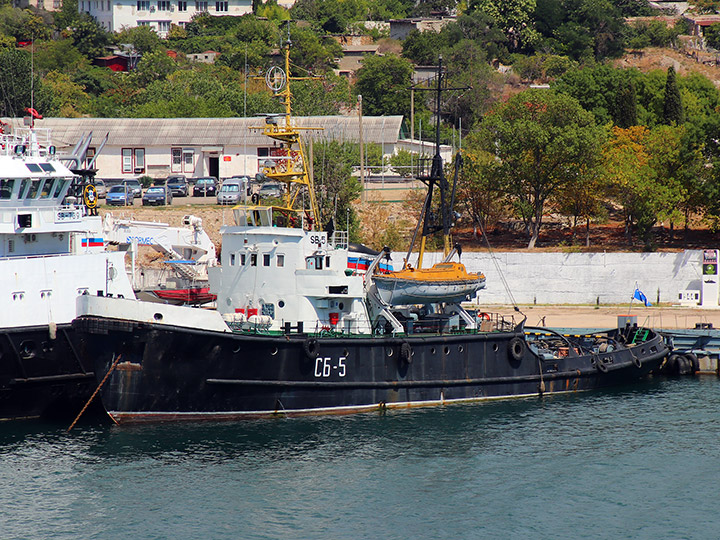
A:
[[2, 377, 719, 539]]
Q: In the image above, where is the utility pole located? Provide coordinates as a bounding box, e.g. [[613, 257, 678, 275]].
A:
[[358, 94, 364, 202]]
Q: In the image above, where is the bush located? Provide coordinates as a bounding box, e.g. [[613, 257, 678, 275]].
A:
[[138, 175, 153, 188]]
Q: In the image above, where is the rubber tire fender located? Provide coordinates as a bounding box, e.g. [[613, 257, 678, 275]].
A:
[[595, 356, 609, 373], [684, 352, 699, 374], [303, 338, 319, 359], [508, 336, 524, 362], [631, 353, 642, 369], [400, 341, 412, 364]]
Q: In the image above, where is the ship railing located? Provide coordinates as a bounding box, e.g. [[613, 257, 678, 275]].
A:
[[0, 128, 54, 158], [331, 230, 348, 249]]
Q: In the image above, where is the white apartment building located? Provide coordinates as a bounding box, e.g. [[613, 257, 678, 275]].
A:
[[80, 0, 252, 36]]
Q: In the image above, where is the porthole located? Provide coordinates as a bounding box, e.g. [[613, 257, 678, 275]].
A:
[[278, 300, 285, 308], [444, 346, 450, 355], [271, 347, 278, 356], [343, 349, 349, 357], [154, 313, 163, 321], [430, 347, 436, 355], [339, 302, 344, 310], [493, 343, 499, 352], [386, 348, 394, 357], [458, 345, 464, 353]]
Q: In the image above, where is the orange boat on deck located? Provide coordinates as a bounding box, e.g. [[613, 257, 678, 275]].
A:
[[373, 261, 486, 305]]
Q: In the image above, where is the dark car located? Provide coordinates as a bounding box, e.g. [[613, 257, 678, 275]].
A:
[[120, 179, 142, 197], [142, 185, 173, 206], [167, 176, 189, 197], [193, 177, 217, 197], [106, 185, 134, 206]]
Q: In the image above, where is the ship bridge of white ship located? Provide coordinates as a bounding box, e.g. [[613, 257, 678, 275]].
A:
[[211, 204, 363, 334]]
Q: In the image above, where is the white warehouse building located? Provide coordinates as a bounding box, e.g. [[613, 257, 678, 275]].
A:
[[6, 116, 405, 182]]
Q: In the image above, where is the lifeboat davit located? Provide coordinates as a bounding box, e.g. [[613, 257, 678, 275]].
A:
[[372, 262, 486, 305]]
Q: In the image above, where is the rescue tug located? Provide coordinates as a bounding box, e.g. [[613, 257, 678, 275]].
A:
[[70, 46, 670, 424]]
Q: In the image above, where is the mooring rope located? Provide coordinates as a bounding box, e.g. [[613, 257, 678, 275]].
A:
[[67, 353, 123, 432]]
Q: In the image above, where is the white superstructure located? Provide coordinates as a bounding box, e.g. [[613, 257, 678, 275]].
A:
[[0, 127, 134, 330]]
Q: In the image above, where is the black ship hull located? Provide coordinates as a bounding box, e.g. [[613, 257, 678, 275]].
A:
[[0, 324, 98, 421], [72, 316, 670, 424]]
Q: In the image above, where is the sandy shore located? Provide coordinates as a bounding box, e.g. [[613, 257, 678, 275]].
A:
[[483, 305, 720, 330]]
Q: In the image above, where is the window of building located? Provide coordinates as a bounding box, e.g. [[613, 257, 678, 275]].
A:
[[195, 0, 207, 10], [137, 0, 149, 9], [158, 20, 170, 32], [263, 254, 270, 266], [122, 148, 145, 174], [230, 253, 235, 266], [171, 148, 182, 172], [157, 0, 170, 9], [178, 0, 187, 10], [138, 20, 150, 25], [240, 253, 246, 265], [277, 254, 284, 267], [250, 253, 257, 266], [215, 0, 227, 11]]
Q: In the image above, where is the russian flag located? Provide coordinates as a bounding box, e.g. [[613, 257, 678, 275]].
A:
[[82, 238, 104, 247]]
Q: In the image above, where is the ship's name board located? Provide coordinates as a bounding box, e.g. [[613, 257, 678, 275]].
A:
[[55, 209, 82, 222]]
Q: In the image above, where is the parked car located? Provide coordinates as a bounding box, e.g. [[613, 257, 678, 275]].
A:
[[193, 177, 217, 197], [142, 185, 173, 206], [93, 179, 107, 199], [106, 185, 134, 206], [120, 179, 142, 197], [258, 182, 283, 199], [167, 176, 189, 197], [217, 176, 249, 205]]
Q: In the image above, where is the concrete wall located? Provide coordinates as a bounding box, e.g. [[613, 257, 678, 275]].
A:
[[411, 250, 706, 305]]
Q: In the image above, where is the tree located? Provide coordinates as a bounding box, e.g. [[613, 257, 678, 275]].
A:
[[472, 89, 605, 248], [469, 0, 539, 51], [663, 66, 684, 125], [115, 25, 162, 54], [68, 13, 111, 58], [354, 54, 413, 117], [615, 77, 637, 128], [456, 141, 506, 238], [0, 48, 54, 117], [311, 140, 363, 239]]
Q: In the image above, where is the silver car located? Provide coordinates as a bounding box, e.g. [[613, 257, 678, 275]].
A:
[[217, 176, 249, 205]]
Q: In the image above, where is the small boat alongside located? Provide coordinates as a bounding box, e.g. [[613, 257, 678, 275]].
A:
[[70, 49, 670, 424]]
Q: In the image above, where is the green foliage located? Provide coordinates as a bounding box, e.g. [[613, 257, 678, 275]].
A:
[[68, 13, 111, 58], [43, 70, 92, 117], [312, 140, 364, 236], [291, 75, 351, 116], [0, 48, 54, 116], [663, 66, 684, 125], [0, 6, 50, 41], [132, 50, 179, 88], [115, 26, 163, 54], [533, 0, 626, 61], [33, 39, 88, 77], [255, 0, 290, 20], [703, 22, 720, 49], [138, 175, 154, 188], [470, 0, 540, 51], [289, 25, 342, 73], [471, 89, 606, 248], [355, 54, 413, 117], [511, 52, 576, 81], [626, 20, 680, 49], [456, 143, 506, 233], [389, 149, 424, 177]]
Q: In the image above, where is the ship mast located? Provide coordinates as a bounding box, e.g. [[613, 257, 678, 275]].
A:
[[405, 57, 466, 269], [256, 35, 321, 228]]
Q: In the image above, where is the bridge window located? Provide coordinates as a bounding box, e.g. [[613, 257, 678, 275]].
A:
[[277, 254, 284, 267], [263, 254, 270, 266], [250, 253, 257, 266], [0, 179, 15, 199]]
